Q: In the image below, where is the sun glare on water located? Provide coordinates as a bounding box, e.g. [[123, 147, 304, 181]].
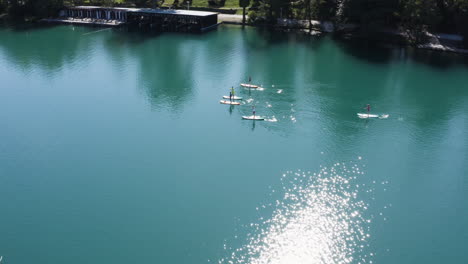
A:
[[220, 161, 375, 264]]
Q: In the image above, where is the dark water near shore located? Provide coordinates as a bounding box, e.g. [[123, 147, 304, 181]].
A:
[[0, 23, 467, 264]]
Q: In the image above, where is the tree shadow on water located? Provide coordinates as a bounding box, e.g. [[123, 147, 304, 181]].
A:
[[107, 26, 164, 45], [0, 22, 95, 74], [0, 20, 60, 32], [408, 48, 468, 70], [332, 35, 395, 65], [331, 34, 468, 70], [240, 25, 325, 51], [105, 28, 195, 113]]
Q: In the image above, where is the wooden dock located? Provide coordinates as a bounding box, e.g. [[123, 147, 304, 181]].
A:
[[42, 18, 125, 27], [51, 6, 219, 33]]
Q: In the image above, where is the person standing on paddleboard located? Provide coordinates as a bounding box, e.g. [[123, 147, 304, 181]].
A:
[[230, 86, 235, 102], [252, 105, 256, 118], [364, 104, 371, 115]]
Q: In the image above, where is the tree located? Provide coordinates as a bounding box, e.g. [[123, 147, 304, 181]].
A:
[[311, 0, 337, 21], [303, 0, 313, 29], [400, 0, 441, 43], [5, 0, 64, 17], [0, 0, 6, 13], [445, 0, 468, 46], [122, 0, 162, 8], [239, 0, 250, 25], [342, 0, 399, 29]]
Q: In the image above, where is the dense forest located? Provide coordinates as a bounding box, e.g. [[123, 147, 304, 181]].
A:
[[1, 0, 467, 43], [247, 0, 468, 41], [0, 1, 160, 17]]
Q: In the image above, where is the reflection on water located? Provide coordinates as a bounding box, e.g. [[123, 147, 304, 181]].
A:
[[1, 23, 466, 134], [221, 162, 381, 264], [0, 23, 468, 264], [0, 24, 95, 75], [103, 30, 196, 112]]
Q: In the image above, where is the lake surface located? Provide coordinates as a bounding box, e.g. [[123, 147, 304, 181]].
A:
[[0, 23, 467, 264]]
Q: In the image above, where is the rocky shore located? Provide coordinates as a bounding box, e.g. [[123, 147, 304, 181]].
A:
[[218, 14, 467, 55]]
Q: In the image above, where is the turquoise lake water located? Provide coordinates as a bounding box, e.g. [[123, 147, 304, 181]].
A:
[[0, 23, 467, 264]]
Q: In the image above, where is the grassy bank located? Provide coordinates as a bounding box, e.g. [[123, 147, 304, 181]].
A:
[[65, 0, 245, 14], [190, 0, 241, 9], [161, 0, 245, 14], [67, 0, 244, 9]]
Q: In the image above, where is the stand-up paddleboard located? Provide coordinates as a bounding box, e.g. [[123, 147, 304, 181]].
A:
[[357, 113, 389, 119], [240, 83, 259, 89], [222, 95, 243, 100], [220, 100, 241, 105], [242, 115, 265, 121]]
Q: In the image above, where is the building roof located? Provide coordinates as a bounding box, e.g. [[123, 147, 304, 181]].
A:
[[72, 6, 217, 17]]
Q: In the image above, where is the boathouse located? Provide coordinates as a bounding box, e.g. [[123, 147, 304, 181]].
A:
[[56, 6, 219, 32]]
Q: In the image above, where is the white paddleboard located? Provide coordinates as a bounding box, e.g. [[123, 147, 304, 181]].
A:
[[357, 113, 389, 119], [240, 83, 259, 88], [222, 95, 243, 100], [220, 100, 241, 105], [242, 115, 265, 121]]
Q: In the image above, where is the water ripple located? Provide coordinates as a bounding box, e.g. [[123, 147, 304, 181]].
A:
[[220, 162, 373, 264]]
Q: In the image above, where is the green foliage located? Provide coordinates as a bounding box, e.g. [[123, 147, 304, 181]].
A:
[[7, 0, 64, 17], [342, 0, 399, 27], [311, 0, 337, 21], [400, 0, 441, 28], [250, 0, 294, 22], [239, 0, 249, 24], [399, 0, 441, 42], [441, 0, 468, 45], [239, 0, 249, 8], [121, 0, 161, 7], [0, 1, 5, 13], [247, 8, 264, 23], [208, 0, 226, 7]]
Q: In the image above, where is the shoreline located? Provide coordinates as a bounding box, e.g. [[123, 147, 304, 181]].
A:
[[3, 11, 467, 56], [218, 14, 467, 55]]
